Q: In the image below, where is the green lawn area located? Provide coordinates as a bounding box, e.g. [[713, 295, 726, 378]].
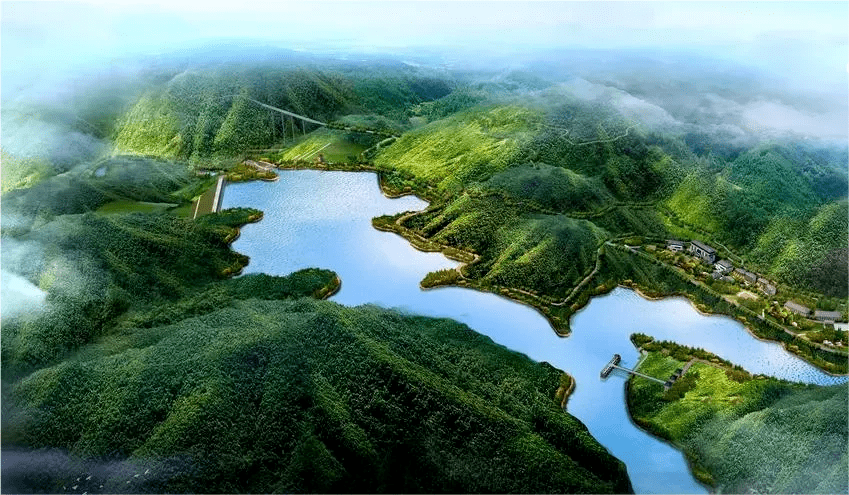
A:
[[96, 200, 179, 215], [270, 128, 366, 163], [629, 349, 848, 493], [169, 203, 196, 218]]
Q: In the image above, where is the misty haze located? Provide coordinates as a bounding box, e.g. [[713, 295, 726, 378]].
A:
[[2, 2, 847, 494]]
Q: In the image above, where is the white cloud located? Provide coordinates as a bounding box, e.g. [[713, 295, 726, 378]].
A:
[[742, 100, 849, 140], [613, 90, 681, 129], [556, 78, 682, 130], [1, 270, 47, 322]]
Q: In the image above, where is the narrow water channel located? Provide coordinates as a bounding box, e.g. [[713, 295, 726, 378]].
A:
[[221, 170, 846, 494]]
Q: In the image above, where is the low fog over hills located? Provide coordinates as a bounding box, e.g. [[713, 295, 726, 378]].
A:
[[2, 2, 847, 494]]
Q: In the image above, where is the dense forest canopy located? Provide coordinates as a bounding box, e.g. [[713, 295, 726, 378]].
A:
[[628, 340, 847, 494], [2, 5, 847, 490]]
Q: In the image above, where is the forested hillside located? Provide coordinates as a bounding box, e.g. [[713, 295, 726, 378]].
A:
[[5, 294, 631, 493], [3, 52, 847, 494], [2, 63, 634, 492], [113, 64, 451, 163], [628, 339, 847, 493], [374, 106, 541, 193], [0, 158, 266, 370], [663, 144, 848, 295], [410, 96, 845, 293]]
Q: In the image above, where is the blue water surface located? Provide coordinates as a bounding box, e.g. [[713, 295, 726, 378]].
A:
[[222, 170, 846, 494]]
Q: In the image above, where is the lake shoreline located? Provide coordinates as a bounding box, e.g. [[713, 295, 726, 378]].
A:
[[221, 168, 845, 494], [624, 377, 716, 490], [627, 285, 849, 378], [223, 166, 846, 377]]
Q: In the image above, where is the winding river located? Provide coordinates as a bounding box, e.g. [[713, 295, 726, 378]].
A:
[[222, 170, 846, 494]]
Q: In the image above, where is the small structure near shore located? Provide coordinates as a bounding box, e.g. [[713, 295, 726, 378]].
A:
[[734, 267, 758, 284], [666, 240, 685, 252], [784, 301, 811, 317], [689, 240, 717, 264], [757, 277, 777, 296], [600, 354, 668, 388], [813, 310, 842, 324], [714, 259, 734, 274]]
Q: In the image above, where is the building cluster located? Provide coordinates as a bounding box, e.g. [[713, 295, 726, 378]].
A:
[[663, 367, 686, 392], [782, 302, 843, 324], [662, 239, 845, 344], [783, 303, 846, 345], [665, 239, 845, 325], [666, 239, 774, 292], [736, 270, 778, 296]]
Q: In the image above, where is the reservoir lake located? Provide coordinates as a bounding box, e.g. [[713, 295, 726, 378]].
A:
[[222, 170, 847, 494]]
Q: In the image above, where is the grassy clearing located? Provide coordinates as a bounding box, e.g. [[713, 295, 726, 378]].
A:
[[96, 200, 179, 215], [267, 128, 366, 164], [169, 203, 195, 218], [628, 347, 848, 493]]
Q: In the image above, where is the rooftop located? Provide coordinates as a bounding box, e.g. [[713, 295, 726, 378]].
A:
[[690, 240, 716, 254], [784, 301, 811, 315], [814, 310, 842, 319]]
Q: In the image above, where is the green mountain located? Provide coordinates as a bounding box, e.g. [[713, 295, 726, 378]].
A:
[[628, 341, 847, 493], [374, 106, 541, 193], [2, 113, 632, 493], [750, 200, 849, 297], [113, 65, 452, 163], [7, 293, 631, 493], [404, 192, 607, 297], [482, 163, 614, 213]]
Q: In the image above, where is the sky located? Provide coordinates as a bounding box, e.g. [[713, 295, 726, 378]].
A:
[[2, 1, 846, 74], [1, 1, 847, 140]]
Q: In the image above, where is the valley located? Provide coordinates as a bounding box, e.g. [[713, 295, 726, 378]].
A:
[[219, 168, 846, 493], [2, 39, 847, 494]]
